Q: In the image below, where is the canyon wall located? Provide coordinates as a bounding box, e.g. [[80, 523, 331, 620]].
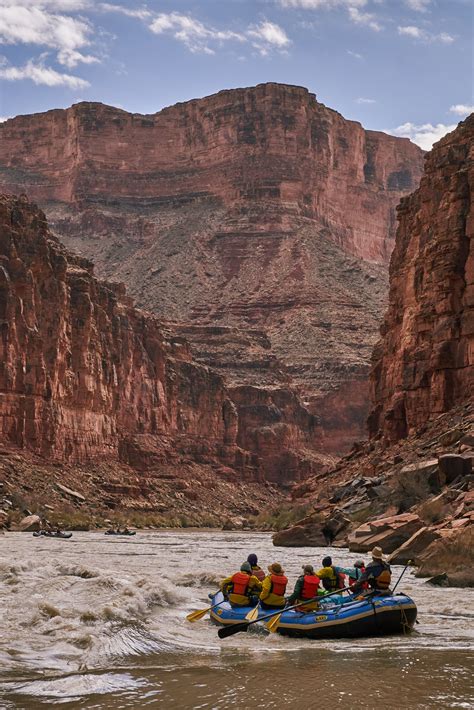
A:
[[0, 84, 424, 453], [0, 83, 422, 263], [369, 115, 473, 442], [0, 194, 258, 477]]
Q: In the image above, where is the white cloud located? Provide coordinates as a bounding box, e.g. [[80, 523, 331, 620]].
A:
[[0, 4, 98, 67], [347, 49, 363, 59], [398, 25, 455, 43], [450, 104, 474, 117], [356, 97, 376, 104], [280, 0, 367, 7], [279, 0, 381, 31], [112, 10, 290, 57], [0, 115, 11, 121], [398, 24, 423, 38], [0, 56, 89, 88], [389, 121, 456, 150], [149, 12, 245, 55], [436, 32, 455, 44], [247, 20, 290, 55], [0, 1, 91, 8], [99, 3, 151, 20], [348, 6, 381, 31], [404, 0, 431, 11]]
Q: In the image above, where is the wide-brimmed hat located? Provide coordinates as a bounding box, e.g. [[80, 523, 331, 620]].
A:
[[371, 546, 384, 560], [268, 562, 284, 574], [303, 564, 314, 575]]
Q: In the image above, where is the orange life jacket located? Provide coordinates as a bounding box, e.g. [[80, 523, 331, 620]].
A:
[[231, 572, 250, 596], [373, 564, 391, 591], [301, 575, 320, 600], [270, 574, 288, 596]]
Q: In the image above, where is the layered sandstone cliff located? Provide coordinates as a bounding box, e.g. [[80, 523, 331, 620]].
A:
[[369, 115, 473, 442], [0, 84, 424, 452], [273, 117, 474, 571], [0, 194, 251, 474]]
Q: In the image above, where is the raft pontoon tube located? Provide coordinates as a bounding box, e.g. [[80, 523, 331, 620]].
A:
[[210, 591, 417, 639]]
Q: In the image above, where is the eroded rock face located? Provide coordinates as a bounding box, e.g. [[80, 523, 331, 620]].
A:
[[0, 83, 424, 453], [369, 115, 474, 442], [0, 195, 253, 476]]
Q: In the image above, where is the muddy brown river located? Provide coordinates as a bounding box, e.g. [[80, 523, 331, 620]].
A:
[[0, 531, 473, 709]]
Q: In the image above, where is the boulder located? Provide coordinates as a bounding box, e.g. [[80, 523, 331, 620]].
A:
[[17, 514, 41, 532], [388, 526, 441, 565], [348, 513, 423, 554], [321, 509, 351, 543], [273, 522, 327, 547], [438, 454, 472, 484], [438, 428, 463, 446], [415, 525, 474, 586], [399, 459, 444, 493], [56, 483, 86, 503]]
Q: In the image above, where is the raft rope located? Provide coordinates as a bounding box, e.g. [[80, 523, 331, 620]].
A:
[[398, 603, 412, 635]]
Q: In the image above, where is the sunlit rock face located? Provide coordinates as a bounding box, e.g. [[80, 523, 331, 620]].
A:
[[0, 83, 424, 455], [369, 115, 474, 442]]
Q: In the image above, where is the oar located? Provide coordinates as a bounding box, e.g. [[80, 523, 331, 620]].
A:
[[218, 587, 351, 639], [391, 560, 412, 594], [245, 605, 260, 622], [265, 590, 345, 634], [186, 595, 224, 622]]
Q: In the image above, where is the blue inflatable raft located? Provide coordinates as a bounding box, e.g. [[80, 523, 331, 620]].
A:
[[210, 591, 417, 639]]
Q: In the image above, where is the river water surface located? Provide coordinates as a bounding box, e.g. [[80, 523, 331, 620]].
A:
[[0, 531, 473, 709]]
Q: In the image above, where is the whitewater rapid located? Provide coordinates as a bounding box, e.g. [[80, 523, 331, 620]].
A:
[[0, 531, 473, 708]]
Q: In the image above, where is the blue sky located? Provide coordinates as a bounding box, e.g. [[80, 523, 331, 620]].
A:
[[0, 0, 472, 149]]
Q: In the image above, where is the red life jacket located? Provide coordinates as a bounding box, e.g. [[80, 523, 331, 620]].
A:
[[231, 572, 250, 596], [301, 575, 320, 600], [252, 566, 265, 582], [270, 574, 288, 596], [349, 567, 369, 590]]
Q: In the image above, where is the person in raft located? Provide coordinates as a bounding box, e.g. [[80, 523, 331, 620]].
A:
[[352, 547, 392, 595], [247, 553, 265, 581], [220, 562, 263, 608], [259, 562, 288, 610], [316, 556, 347, 592], [347, 560, 369, 591], [286, 565, 321, 611]]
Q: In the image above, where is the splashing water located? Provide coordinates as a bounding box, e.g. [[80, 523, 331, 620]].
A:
[[0, 531, 473, 708]]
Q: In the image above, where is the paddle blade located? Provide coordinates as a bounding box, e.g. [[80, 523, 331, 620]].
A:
[[245, 606, 259, 622], [186, 608, 209, 623], [218, 622, 249, 639], [265, 614, 282, 634]]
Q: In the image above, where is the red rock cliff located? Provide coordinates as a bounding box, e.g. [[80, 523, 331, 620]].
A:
[[369, 115, 474, 442], [0, 84, 424, 454], [0, 194, 257, 477], [0, 83, 422, 263]]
